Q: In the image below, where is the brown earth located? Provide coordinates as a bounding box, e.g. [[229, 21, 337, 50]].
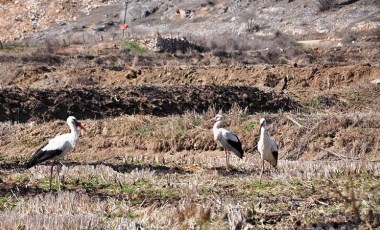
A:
[[0, 42, 379, 124], [0, 41, 379, 161], [1, 1, 380, 229], [0, 85, 296, 122]]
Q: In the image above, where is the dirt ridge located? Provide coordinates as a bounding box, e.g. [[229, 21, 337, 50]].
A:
[[0, 85, 297, 122]]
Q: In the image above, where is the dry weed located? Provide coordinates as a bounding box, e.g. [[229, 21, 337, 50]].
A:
[[1, 108, 379, 164]]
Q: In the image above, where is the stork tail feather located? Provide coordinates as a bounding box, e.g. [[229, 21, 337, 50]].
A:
[[25, 144, 62, 168], [271, 151, 278, 167], [227, 139, 244, 159]]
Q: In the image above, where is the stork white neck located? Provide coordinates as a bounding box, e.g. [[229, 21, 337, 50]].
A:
[[68, 121, 81, 140], [260, 124, 270, 143], [213, 120, 223, 141], [213, 120, 223, 130]]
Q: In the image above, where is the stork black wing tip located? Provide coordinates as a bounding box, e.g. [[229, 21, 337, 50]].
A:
[[25, 161, 34, 169]]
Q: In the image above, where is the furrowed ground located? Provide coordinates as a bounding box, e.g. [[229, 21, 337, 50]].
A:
[[1, 0, 380, 229], [0, 62, 379, 228]]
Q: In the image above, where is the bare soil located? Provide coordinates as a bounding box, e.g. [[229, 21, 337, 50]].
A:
[[1, 0, 380, 229], [1, 42, 380, 230], [0, 85, 297, 122]]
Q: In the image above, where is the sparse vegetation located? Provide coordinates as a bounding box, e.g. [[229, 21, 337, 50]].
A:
[[308, 97, 321, 107], [121, 40, 147, 54], [243, 120, 257, 132], [0, 0, 379, 229], [1, 158, 379, 229], [317, 0, 337, 12], [193, 30, 303, 64]]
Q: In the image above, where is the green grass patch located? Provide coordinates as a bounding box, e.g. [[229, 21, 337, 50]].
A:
[[173, 121, 188, 140], [119, 181, 179, 200], [14, 175, 29, 183], [243, 120, 257, 132], [125, 211, 140, 219], [249, 180, 277, 190], [238, 180, 284, 198], [319, 203, 344, 213], [339, 88, 360, 101], [121, 40, 147, 54], [0, 155, 28, 164], [134, 123, 156, 138], [160, 188, 180, 198], [199, 186, 218, 195], [120, 185, 137, 195], [80, 176, 116, 190], [120, 180, 152, 195], [308, 98, 320, 107], [36, 178, 54, 190], [0, 197, 16, 211], [189, 115, 202, 128], [104, 201, 140, 219], [197, 219, 212, 230], [0, 44, 28, 52], [82, 176, 101, 189]]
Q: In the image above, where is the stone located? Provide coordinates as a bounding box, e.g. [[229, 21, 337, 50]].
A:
[[371, 79, 380, 84]]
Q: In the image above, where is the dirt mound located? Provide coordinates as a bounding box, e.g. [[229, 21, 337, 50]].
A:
[[0, 85, 297, 123]]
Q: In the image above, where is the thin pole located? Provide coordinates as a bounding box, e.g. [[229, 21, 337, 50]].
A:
[[122, 1, 128, 39]]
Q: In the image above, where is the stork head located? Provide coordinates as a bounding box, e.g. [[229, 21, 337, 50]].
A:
[[259, 118, 266, 129], [213, 114, 224, 122], [67, 116, 86, 131]]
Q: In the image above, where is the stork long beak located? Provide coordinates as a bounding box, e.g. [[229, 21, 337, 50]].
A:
[[77, 122, 87, 131]]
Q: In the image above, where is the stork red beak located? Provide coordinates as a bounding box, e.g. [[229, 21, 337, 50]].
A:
[[78, 122, 87, 131]]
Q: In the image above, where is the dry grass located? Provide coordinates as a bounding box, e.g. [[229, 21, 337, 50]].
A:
[[194, 30, 303, 64], [1, 106, 380, 229], [1, 158, 380, 229], [1, 107, 379, 162]]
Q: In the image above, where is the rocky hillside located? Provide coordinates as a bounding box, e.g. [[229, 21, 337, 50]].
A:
[[0, 0, 379, 44]]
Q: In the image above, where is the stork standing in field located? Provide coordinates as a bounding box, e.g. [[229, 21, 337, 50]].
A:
[[257, 118, 278, 182], [212, 114, 244, 170], [25, 116, 86, 190]]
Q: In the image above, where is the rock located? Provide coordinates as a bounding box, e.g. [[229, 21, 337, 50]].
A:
[[177, 9, 193, 18], [101, 127, 108, 136], [126, 4, 159, 21], [371, 79, 380, 84], [126, 69, 138, 79]]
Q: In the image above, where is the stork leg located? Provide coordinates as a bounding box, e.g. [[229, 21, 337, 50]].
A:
[[227, 151, 230, 167], [56, 161, 61, 191], [259, 159, 265, 183], [224, 149, 229, 170]]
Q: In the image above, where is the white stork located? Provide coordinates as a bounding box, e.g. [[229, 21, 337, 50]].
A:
[[257, 118, 278, 182], [25, 116, 86, 190], [212, 114, 244, 170]]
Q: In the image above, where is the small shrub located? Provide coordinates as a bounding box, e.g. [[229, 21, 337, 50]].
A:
[[41, 39, 63, 54], [243, 120, 257, 132], [342, 33, 357, 43], [20, 53, 62, 64], [122, 40, 147, 54], [0, 197, 16, 211], [246, 19, 260, 33], [309, 98, 321, 107], [317, 0, 336, 12]]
